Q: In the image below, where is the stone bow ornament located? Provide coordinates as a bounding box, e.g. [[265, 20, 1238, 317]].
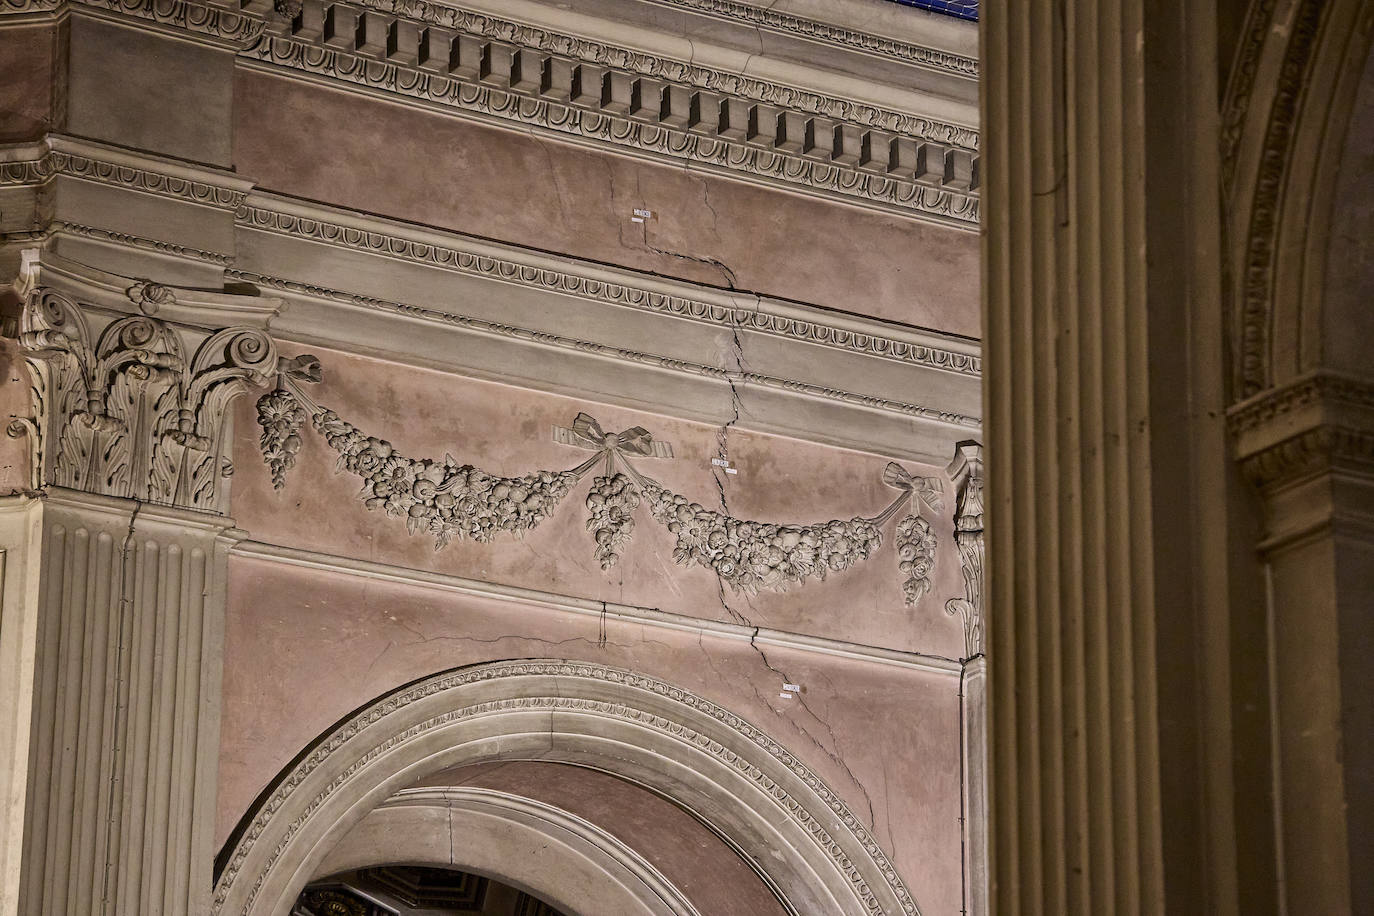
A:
[[257, 360, 949, 605]]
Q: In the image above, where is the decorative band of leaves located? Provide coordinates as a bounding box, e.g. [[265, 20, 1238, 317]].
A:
[[257, 357, 944, 604]]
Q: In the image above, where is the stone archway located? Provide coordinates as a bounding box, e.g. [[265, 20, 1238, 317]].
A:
[[213, 660, 924, 916], [307, 786, 703, 916]]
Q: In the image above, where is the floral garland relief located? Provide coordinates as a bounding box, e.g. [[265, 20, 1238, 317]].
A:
[[256, 357, 945, 604]]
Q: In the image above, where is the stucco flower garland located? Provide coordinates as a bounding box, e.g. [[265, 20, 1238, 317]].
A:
[[257, 361, 945, 603]]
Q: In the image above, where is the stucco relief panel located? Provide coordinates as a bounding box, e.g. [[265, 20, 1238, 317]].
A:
[[231, 344, 971, 657]]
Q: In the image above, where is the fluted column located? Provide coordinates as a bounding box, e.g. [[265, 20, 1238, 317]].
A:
[[1, 250, 278, 915], [19, 492, 238, 915], [982, 0, 1239, 913]]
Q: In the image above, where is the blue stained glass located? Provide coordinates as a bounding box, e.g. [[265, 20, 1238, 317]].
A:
[[884, 0, 978, 22]]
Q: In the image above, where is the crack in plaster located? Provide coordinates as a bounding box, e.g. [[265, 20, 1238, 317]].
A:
[[101, 498, 143, 903]]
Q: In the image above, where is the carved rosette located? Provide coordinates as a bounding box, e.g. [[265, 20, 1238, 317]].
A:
[[15, 285, 277, 512]]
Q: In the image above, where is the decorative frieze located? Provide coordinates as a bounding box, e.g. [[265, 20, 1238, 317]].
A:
[[258, 370, 948, 602], [246, 1, 979, 224]]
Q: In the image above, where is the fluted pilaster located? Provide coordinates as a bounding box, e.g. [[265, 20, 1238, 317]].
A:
[[982, 0, 1236, 912], [19, 492, 237, 915], [0, 250, 278, 915]]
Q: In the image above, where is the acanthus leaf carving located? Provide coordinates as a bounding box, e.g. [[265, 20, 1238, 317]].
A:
[[13, 285, 277, 512]]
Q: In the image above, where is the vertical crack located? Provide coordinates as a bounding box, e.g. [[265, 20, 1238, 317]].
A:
[[102, 498, 141, 903]]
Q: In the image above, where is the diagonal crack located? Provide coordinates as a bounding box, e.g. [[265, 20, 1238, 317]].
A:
[[748, 628, 880, 834]]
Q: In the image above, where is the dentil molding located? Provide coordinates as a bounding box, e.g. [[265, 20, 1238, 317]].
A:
[[635, 0, 979, 76], [244, 0, 979, 225], [1229, 370, 1374, 490]]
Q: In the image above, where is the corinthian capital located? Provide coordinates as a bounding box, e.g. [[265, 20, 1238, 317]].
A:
[[7, 251, 280, 513]]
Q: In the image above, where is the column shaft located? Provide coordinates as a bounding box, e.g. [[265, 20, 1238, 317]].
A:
[[20, 491, 232, 915]]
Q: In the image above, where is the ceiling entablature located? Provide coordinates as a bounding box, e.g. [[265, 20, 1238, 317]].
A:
[[245, 0, 979, 225], [0, 0, 979, 227]]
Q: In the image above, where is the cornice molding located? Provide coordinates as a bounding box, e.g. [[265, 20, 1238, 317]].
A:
[[242, 0, 979, 226], [233, 268, 981, 429], [635, 0, 978, 75], [1229, 371, 1374, 489], [294, 0, 978, 145], [12, 221, 236, 265], [235, 196, 982, 377], [0, 0, 271, 41], [0, 136, 253, 210]]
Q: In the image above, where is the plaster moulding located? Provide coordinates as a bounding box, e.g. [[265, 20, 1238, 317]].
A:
[[633, 0, 979, 76], [212, 660, 927, 916], [240, 267, 979, 432], [234, 195, 983, 378], [0, 149, 983, 460], [1229, 370, 1374, 490], [0, 0, 272, 41], [259, 369, 950, 603], [243, 0, 980, 226], [5, 250, 281, 514], [943, 440, 983, 658], [0, 135, 254, 211]]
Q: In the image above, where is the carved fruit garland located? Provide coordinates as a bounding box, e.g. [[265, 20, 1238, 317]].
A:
[[257, 362, 945, 604]]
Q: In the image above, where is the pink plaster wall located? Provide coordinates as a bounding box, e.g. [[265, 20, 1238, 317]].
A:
[[231, 69, 981, 336], [230, 344, 968, 658], [217, 554, 965, 915]]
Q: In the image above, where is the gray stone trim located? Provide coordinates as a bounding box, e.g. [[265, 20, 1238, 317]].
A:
[[0, 137, 252, 210], [232, 267, 982, 428], [235, 199, 982, 377]]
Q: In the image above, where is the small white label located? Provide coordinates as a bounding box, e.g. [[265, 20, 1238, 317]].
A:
[[778, 692, 793, 699], [631, 208, 654, 223], [783, 683, 801, 693], [711, 458, 739, 474]]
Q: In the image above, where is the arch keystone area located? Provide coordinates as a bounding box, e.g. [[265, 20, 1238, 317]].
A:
[[212, 660, 923, 916]]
